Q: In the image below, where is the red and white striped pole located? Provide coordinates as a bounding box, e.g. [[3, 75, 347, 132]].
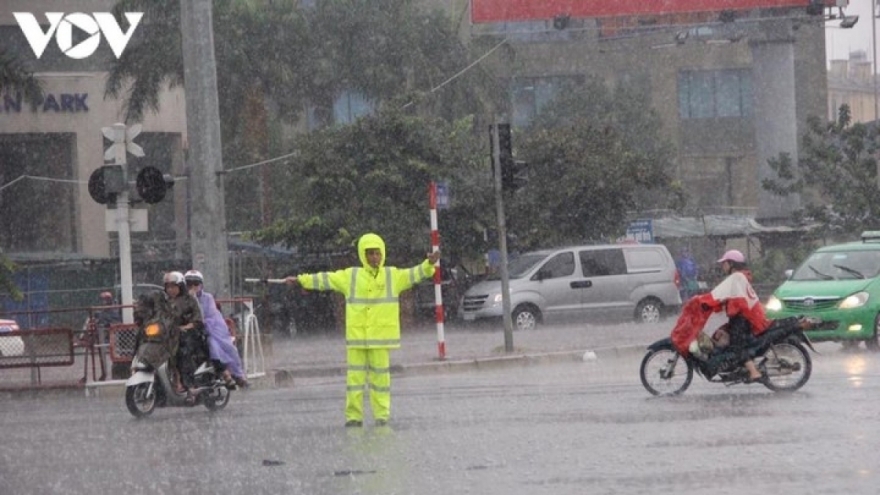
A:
[[429, 181, 446, 360]]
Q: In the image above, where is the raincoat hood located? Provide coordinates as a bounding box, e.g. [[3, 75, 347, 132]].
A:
[[357, 233, 386, 272]]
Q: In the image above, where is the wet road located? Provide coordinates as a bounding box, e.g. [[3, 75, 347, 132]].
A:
[[2, 344, 879, 494]]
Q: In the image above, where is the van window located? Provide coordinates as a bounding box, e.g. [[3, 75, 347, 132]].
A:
[[580, 249, 626, 277], [537, 252, 575, 279]]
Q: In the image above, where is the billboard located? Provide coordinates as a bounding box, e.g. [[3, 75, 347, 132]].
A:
[[471, 0, 829, 23]]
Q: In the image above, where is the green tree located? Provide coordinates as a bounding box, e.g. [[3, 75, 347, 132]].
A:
[[762, 105, 880, 236], [508, 77, 680, 249], [251, 107, 494, 262], [0, 48, 40, 300], [0, 47, 43, 105], [106, 0, 500, 233]]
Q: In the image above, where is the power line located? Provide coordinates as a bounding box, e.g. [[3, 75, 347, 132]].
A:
[[0, 175, 84, 193]]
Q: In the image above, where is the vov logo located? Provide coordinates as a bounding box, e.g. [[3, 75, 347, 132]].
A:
[[14, 12, 143, 60]]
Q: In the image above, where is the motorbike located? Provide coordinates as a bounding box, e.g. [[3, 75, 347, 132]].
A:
[[639, 312, 827, 396], [125, 357, 232, 418]]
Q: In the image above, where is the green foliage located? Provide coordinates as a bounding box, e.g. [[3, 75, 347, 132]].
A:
[[762, 105, 880, 236], [508, 76, 678, 249], [250, 108, 494, 261], [749, 244, 813, 287], [0, 48, 43, 105], [0, 254, 21, 302]]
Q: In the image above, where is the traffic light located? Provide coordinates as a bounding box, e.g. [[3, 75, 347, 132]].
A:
[[136, 166, 174, 204], [503, 160, 528, 192], [489, 124, 527, 192], [496, 123, 514, 171], [87, 165, 125, 204]]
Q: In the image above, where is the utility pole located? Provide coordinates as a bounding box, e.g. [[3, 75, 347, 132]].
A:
[[101, 123, 143, 324], [180, 0, 230, 297], [491, 121, 514, 352]]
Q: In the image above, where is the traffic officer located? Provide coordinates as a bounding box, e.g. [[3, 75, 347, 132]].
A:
[[286, 233, 439, 427]]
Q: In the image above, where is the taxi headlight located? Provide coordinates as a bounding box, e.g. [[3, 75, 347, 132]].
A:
[[765, 296, 782, 312], [839, 291, 869, 309]]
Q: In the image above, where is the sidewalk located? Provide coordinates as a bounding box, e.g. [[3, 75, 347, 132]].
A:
[[268, 318, 672, 384]]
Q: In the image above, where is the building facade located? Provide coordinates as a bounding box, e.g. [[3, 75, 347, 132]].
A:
[[828, 50, 879, 123], [456, 0, 830, 223], [0, 1, 188, 261]]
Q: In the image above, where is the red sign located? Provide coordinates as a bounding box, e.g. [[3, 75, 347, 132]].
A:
[[471, 0, 821, 23]]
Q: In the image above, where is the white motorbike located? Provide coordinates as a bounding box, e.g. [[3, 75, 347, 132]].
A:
[[125, 357, 231, 418]]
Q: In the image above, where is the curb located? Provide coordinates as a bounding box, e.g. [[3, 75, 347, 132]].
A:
[[1, 344, 649, 397], [271, 344, 648, 388]]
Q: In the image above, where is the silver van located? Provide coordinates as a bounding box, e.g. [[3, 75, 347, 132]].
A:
[[461, 243, 681, 330]]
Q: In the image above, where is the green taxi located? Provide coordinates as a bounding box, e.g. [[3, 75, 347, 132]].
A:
[[766, 232, 880, 350]]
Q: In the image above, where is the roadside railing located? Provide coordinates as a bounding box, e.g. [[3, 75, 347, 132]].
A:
[[1, 298, 266, 389]]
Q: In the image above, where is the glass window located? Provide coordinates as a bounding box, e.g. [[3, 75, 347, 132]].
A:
[[511, 76, 582, 127], [678, 69, 752, 119], [334, 90, 374, 124], [537, 252, 575, 279], [580, 249, 627, 277]]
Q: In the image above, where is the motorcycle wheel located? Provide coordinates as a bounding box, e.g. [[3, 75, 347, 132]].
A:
[[639, 346, 693, 396], [125, 382, 156, 418], [204, 386, 231, 411], [759, 341, 812, 392]]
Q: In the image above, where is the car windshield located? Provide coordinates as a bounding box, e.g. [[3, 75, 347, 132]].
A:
[[487, 253, 548, 280], [791, 250, 880, 281]]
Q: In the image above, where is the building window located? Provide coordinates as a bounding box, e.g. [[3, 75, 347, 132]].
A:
[[0, 133, 77, 253], [678, 69, 752, 119], [511, 76, 582, 127], [307, 90, 374, 129]]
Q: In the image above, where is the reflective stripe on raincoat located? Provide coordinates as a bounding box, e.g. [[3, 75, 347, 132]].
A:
[[297, 233, 435, 349]]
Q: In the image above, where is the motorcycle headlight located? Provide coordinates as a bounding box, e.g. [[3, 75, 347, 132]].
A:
[[145, 323, 161, 337], [765, 296, 782, 312], [839, 291, 869, 309]]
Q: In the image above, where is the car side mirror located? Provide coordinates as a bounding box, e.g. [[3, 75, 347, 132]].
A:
[[535, 269, 550, 281]]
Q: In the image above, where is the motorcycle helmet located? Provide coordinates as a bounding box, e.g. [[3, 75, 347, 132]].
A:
[[163, 271, 186, 289], [184, 269, 204, 286]]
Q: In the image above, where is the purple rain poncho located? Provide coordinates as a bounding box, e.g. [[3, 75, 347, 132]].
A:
[[195, 289, 244, 378]]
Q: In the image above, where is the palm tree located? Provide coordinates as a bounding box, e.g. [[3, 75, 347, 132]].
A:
[[0, 47, 43, 104], [0, 48, 41, 300]]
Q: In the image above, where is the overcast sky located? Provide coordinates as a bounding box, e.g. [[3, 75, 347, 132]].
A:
[[825, 0, 876, 70]]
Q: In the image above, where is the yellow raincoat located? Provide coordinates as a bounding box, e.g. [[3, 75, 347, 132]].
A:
[[296, 233, 435, 423]]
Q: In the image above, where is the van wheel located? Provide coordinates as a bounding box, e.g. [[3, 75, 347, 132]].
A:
[[865, 314, 880, 352], [512, 305, 540, 331], [635, 299, 663, 324]]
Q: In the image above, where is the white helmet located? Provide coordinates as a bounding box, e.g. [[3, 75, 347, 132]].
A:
[[163, 271, 185, 286], [184, 269, 204, 285]]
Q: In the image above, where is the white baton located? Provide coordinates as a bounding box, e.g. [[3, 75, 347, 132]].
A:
[[244, 278, 288, 284]]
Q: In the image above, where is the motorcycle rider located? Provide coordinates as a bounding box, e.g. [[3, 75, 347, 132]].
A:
[[164, 271, 207, 402], [184, 269, 248, 389], [697, 249, 769, 382], [131, 291, 176, 373]]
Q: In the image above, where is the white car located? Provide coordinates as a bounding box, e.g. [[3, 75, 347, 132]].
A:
[[0, 319, 25, 357]]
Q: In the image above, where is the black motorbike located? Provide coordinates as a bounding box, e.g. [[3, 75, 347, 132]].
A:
[[639, 316, 824, 396]]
